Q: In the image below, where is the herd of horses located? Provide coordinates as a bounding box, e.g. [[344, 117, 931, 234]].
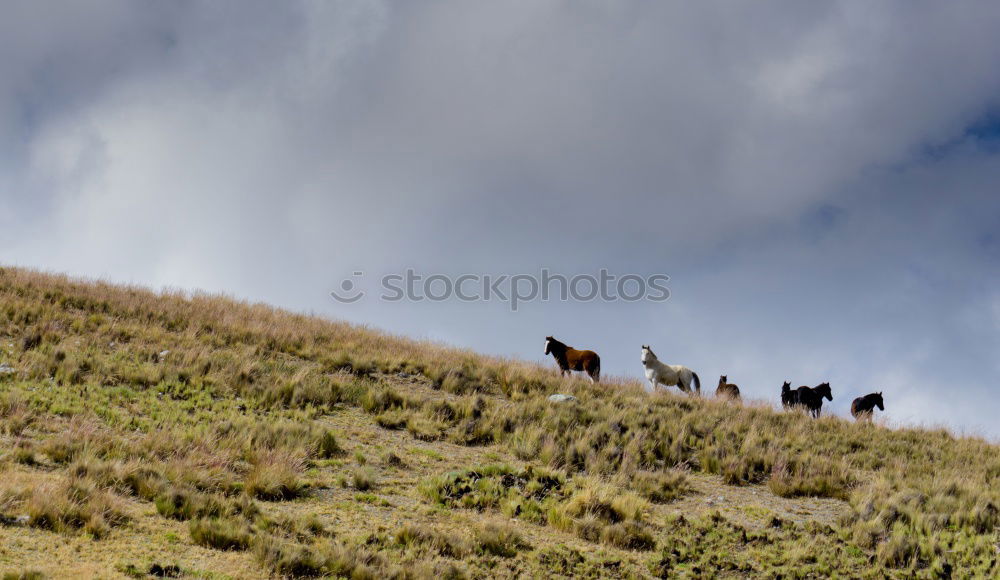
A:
[[543, 336, 886, 422]]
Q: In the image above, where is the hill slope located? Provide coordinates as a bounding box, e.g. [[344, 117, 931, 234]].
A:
[[0, 267, 996, 578]]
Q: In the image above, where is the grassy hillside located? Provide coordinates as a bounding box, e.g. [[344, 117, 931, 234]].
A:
[[0, 267, 996, 579]]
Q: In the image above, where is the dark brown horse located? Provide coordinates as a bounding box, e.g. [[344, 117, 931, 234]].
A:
[[780, 381, 798, 409], [544, 336, 600, 383], [851, 392, 884, 421], [796, 382, 832, 418], [716, 375, 740, 400]]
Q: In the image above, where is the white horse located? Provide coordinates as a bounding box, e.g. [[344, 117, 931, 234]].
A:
[[640, 345, 700, 395]]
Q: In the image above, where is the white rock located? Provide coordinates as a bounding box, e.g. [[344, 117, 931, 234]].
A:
[[548, 394, 577, 403]]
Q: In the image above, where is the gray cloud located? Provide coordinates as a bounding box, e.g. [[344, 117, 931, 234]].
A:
[[2, 1, 999, 437]]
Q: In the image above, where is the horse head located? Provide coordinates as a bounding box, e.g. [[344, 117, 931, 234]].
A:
[[781, 381, 791, 393], [640, 345, 655, 365], [817, 382, 833, 401], [874, 392, 884, 411], [719, 375, 727, 386]]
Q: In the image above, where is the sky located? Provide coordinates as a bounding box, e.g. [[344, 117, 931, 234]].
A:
[[2, 1, 999, 438]]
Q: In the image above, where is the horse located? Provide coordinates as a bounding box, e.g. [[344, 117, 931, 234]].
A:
[[796, 382, 832, 418], [716, 375, 740, 400], [640, 346, 701, 395], [544, 336, 600, 383], [851, 392, 884, 422], [780, 381, 798, 409]]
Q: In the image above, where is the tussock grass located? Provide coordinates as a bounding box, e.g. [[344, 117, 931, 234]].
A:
[[11, 479, 129, 538], [252, 536, 329, 577], [648, 512, 870, 576], [547, 478, 656, 550], [243, 450, 306, 500], [472, 522, 529, 557], [394, 524, 471, 558], [420, 465, 565, 524], [253, 536, 406, 579], [351, 467, 377, 491], [1, 267, 998, 576], [2, 572, 46, 580], [189, 517, 254, 551], [154, 487, 258, 521], [628, 469, 690, 503]]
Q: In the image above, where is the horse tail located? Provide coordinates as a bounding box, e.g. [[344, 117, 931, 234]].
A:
[[592, 355, 601, 383], [691, 371, 701, 394]]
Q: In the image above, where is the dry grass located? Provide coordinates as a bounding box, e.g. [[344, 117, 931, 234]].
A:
[[0, 266, 997, 577]]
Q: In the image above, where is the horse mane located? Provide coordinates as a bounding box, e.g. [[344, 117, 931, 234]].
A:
[[546, 336, 568, 352]]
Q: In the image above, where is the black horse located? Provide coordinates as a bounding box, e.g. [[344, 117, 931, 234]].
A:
[[851, 392, 884, 421], [780, 381, 798, 409], [796, 382, 832, 418]]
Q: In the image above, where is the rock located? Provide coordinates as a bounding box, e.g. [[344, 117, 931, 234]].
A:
[[548, 394, 577, 403], [0, 363, 15, 374]]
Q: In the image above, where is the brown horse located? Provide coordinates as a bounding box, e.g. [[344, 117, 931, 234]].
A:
[[796, 382, 832, 418], [716, 375, 740, 400], [544, 336, 600, 383], [851, 392, 884, 421]]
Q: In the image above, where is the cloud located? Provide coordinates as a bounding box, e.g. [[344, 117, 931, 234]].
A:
[[2, 1, 1000, 437]]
